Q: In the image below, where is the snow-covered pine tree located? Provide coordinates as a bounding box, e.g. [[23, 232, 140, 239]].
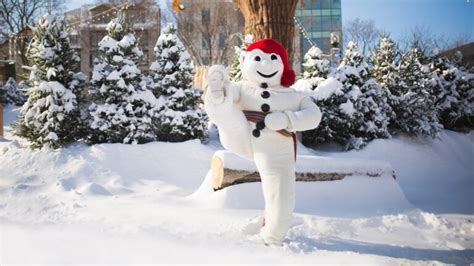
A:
[[393, 42, 441, 137], [430, 55, 474, 130], [350, 79, 394, 149], [301, 77, 352, 146], [149, 23, 207, 142], [302, 42, 366, 147], [301, 46, 331, 89], [0, 77, 27, 105], [454, 68, 474, 129], [228, 34, 254, 81], [303, 41, 393, 150], [88, 13, 158, 144], [340, 41, 393, 149], [370, 36, 400, 90], [13, 14, 85, 149]]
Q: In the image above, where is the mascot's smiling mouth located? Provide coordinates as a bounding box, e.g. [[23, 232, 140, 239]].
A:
[[257, 71, 278, 78]]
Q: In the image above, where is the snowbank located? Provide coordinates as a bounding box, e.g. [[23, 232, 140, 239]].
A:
[[1, 105, 473, 264], [330, 130, 474, 214]]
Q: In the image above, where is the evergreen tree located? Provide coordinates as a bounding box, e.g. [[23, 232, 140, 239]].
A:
[[13, 14, 85, 149], [301, 77, 352, 147], [149, 23, 207, 142], [349, 80, 394, 149], [0, 77, 27, 105], [371, 36, 400, 90], [228, 34, 254, 81], [303, 42, 365, 148], [88, 13, 158, 144], [301, 46, 331, 89], [303, 41, 393, 150], [430, 55, 474, 130], [454, 68, 474, 129], [394, 43, 441, 137]]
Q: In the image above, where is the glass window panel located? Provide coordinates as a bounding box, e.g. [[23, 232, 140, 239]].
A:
[[321, 9, 331, 16], [311, 32, 322, 38], [321, 0, 332, 8], [303, 16, 313, 29], [331, 9, 341, 15], [312, 17, 321, 32], [321, 16, 331, 30], [332, 16, 342, 29], [311, 9, 321, 16]]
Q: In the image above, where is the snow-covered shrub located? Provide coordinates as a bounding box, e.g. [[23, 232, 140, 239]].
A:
[[14, 14, 85, 149], [392, 43, 441, 137], [149, 23, 207, 142], [87, 13, 158, 144], [228, 34, 254, 82], [302, 41, 393, 150], [301, 46, 331, 89], [430, 55, 474, 130], [0, 77, 27, 105]]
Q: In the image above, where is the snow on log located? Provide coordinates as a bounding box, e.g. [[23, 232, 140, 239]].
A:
[[211, 150, 395, 191]]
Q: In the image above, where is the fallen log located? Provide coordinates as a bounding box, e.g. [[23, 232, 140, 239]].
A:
[[211, 150, 395, 191]]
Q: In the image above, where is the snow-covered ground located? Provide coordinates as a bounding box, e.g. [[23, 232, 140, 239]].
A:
[[1, 104, 473, 264]]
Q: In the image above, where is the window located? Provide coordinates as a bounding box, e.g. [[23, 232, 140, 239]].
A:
[[70, 34, 80, 46], [137, 31, 148, 46], [321, 9, 331, 16], [90, 50, 99, 67], [320, 0, 332, 9], [218, 33, 226, 49], [331, 9, 341, 16], [141, 49, 148, 65], [332, 0, 342, 9], [91, 31, 106, 47], [302, 16, 313, 30], [332, 16, 342, 29], [202, 8, 210, 24], [321, 16, 332, 30], [202, 38, 209, 50]]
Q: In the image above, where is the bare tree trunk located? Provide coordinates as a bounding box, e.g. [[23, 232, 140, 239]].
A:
[[234, 0, 297, 61]]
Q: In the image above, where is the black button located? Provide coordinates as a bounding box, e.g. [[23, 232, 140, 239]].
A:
[[261, 91, 270, 99], [261, 104, 270, 112], [252, 129, 260, 137], [260, 83, 268, 89], [256, 121, 265, 130]]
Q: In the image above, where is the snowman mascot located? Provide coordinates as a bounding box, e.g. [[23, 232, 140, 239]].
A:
[[204, 39, 322, 245]]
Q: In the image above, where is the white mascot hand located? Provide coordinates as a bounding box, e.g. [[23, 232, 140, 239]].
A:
[[207, 65, 228, 104], [265, 112, 290, 131]]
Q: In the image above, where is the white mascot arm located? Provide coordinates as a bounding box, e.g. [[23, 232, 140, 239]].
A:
[[204, 65, 254, 160], [265, 96, 322, 132]]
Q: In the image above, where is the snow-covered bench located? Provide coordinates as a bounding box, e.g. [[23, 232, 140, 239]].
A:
[[211, 150, 395, 191]]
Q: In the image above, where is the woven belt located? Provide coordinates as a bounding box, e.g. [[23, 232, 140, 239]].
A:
[[242, 110, 293, 138], [243, 110, 297, 160]]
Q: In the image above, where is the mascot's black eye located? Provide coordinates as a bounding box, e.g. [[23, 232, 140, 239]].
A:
[[271, 54, 278, 60], [254, 56, 261, 62]]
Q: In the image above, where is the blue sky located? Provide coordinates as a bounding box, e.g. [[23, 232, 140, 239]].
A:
[[66, 0, 473, 42], [341, 0, 473, 41]]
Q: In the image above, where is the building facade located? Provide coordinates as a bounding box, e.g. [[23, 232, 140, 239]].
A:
[[0, 27, 33, 81], [65, 1, 160, 79], [177, 0, 244, 67], [295, 0, 342, 61]]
